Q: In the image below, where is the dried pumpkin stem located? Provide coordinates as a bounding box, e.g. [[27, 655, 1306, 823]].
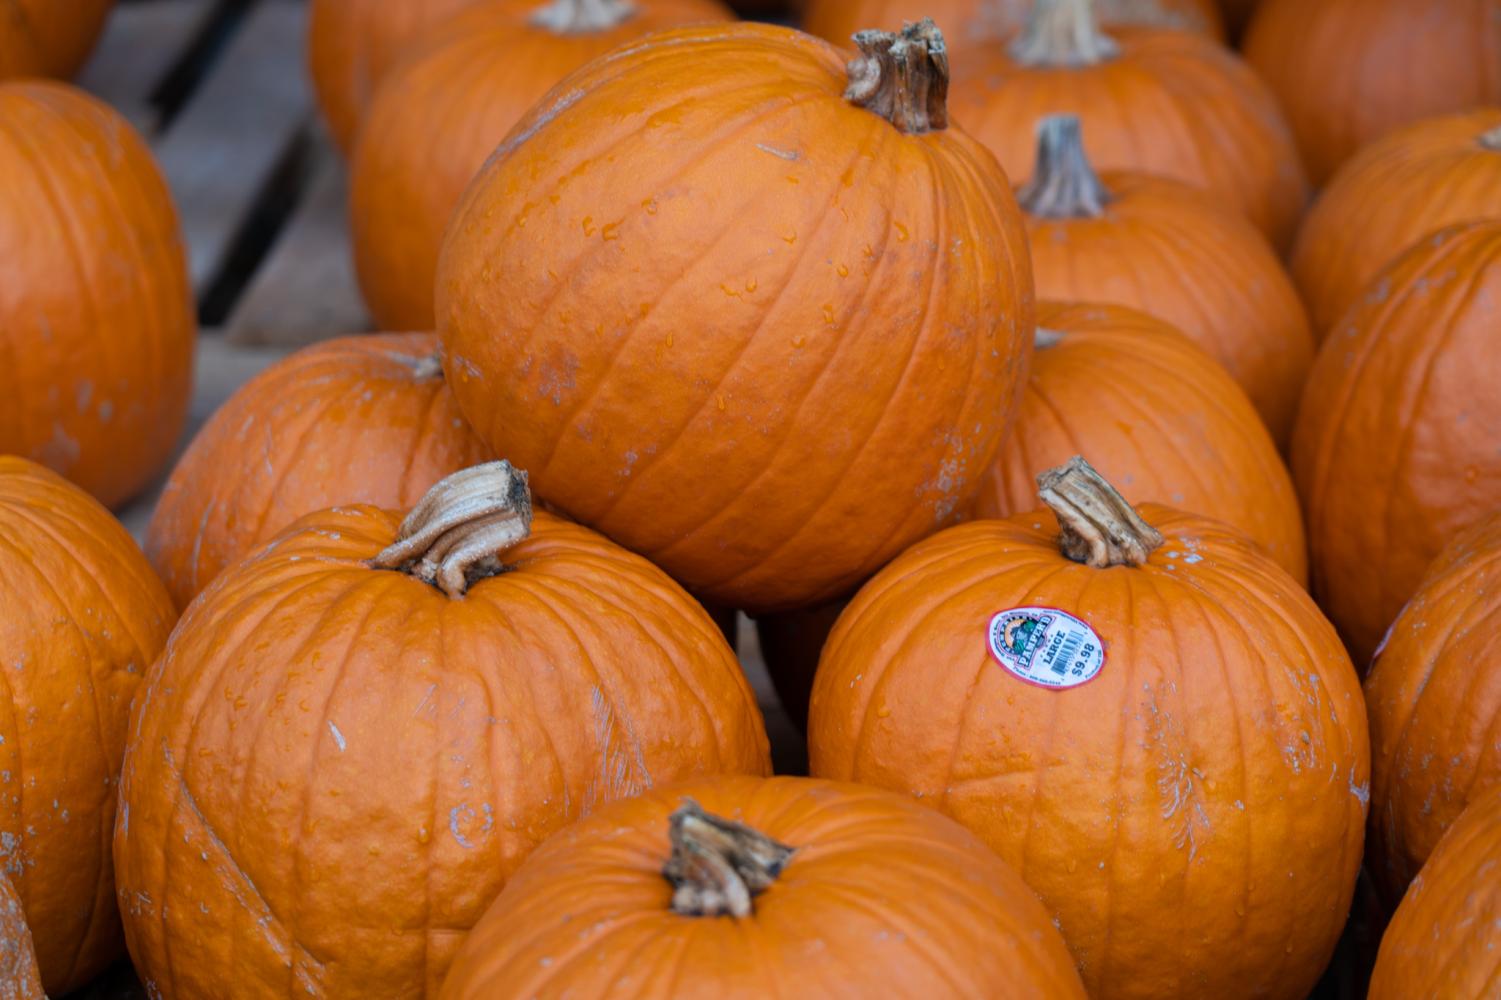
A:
[[1010, 0, 1120, 67], [845, 18, 950, 134], [664, 799, 794, 918], [1037, 456, 1164, 568], [1018, 115, 1110, 219], [1034, 327, 1066, 349], [529, 0, 638, 33], [1481, 124, 1501, 151], [370, 461, 533, 598], [405, 352, 445, 380]]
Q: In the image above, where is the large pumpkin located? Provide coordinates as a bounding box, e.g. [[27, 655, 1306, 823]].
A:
[[0, 0, 114, 79], [116, 462, 770, 997], [1292, 221, 1501, 666], [442, 776, 1088, 998], [802, 0, 1222, 55], [948, 0, 1308, 248], [809, 458, 1368, 1000], [1015, 115, 1312, 444], [976, 302, 1306, 581], [1291, 109, 1501, 337], [0, 81, 194, 508], [0, 457, 175, 994], [1244, 0, 1501, 185], [351, 0, 732, 330], [1365, 511, 1501, 899], [1368, 788, 1501, 999], [0, 874, 42, 1000], [145, 333, 491, 610], [438, 20, 1035, 613], [308, 0, 484, 152]]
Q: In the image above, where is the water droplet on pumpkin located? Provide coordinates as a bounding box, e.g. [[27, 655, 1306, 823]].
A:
[[895, 222, 910, 242], [836, 263, 849, 277], [601, 222, 621, 241], [642, 198, 658, 215], [822, 304, 836, 325], [745, 278, 758, 293], [716, 394, 726, 412], [876, 705, 891, 718], [665, 333, 674, 348], [417, 826, 431, 845], [581, 216, 596, 237]]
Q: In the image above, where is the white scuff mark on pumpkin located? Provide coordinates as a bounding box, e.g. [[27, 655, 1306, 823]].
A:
[[413, 683, 439, 718], [98, 399, 114, 422], [76, 380, 93, 412], [754, 143, 800, 162], [589, 686, 652, 803], [449, 803, 494, 850], [327, 721, 346, 753], [494, 88, 584, 160], [1349, 767, 1370, 808]]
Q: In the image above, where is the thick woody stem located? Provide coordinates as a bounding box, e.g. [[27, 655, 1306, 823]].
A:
[[1037, 456, 1164, 568], [529, 0, 638, 33], [845, 18, 950, 134], [405, 352, 445, 380], [1018, 115, 1111, 219], [1009, 0, 1120, 67], [1481, 124, 1501, 151], [370, 461, 533, 598], [1035, 327, 1066, 349], [663, 800, 795, 918]]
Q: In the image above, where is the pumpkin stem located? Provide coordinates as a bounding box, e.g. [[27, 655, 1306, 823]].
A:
[[1481, 124, 1501, 151], [1018, 115, 1110, 219], [845, 18, 950, 134], [1035, 327, 1066, 349], [1037, 456, 1163, 568], [370, 461, 533, 599], [529, 0, 638, 33], [406, 352, 445, 380], [664, 799, 794, 918], [1010, 0, 1119, 67]]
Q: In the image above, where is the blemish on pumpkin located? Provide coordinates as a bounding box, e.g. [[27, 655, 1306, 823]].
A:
[[327, 721, 346, 753], [754, 143, 800, 162]]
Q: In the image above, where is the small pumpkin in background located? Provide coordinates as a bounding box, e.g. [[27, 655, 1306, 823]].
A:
[[1293, 221, 1501, 666], [117, 462, 770, 997], [802, 0, 1222, 55], [0, 457, 176, 995], [1291, 109, 1501, 337], [1368, 788, 1501, 999], [1015, 115, 1312, 444], [809, 458, 1368, 1000], [1365, 511, 1501, 900], [440, 776, 1088, 998], [0, 0, 114, 79], [976, 302, 1306, 581], [0, 81, 195, 509], [948, 0, 1308, 248], [351, 0, 732, 330], [145, 333, 491, 610], [0, 873, 42, 1000], [438, 20, 1035, 613], [1244, 0, 1501, 185]]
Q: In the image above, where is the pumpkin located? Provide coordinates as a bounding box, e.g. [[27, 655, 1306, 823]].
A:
[[802, 0, 1222, 56], [0, 81, 194, 509], [440, 776, 1088, 998], [1364, 511, 1501, 900], [351, 0, 732, 331], [1368, 788, 1501, 999], [948, 0, 1308, 249], [1292, 221, 1501, 667], [0, 0, 114, 79], [808, 458, 1368, 1000], [0, 873, 42, 1000], [116, 462, 770, 997], [1244, 0, 1501, 186], [438, 20, 1035, 613], [308, 0, 485, 152], [1291, 109, 1501, 338], [145, 333, 491, 610], [976, 301, 1306, 581], [0, 457, 175, 994], [1015, 115, 1313, 445], [754, 599, 848, 732]]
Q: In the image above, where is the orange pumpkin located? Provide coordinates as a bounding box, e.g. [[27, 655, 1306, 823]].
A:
[[308, 0, 484, 152], [1244, 0, 1501, 185], [0, 873, 42, 1000], [976, 302, 1306, 581], [0, 81, 194, 509], [145, 333, 491, 610], [1015, 115, 1312, 444], [116, 463, 770, 997], [351, 0, 732, 330], [1365, 512, 1501, 899], [0, 0, 114, 79], [802, 0, 1222, 55], [1292, 221, 1501, 666], [948, 0, 1308, 249], [1368, 788, 1501, 999], [438, 20, 1035, 613], [0, 457, 175, 994], [1291, 109, 1501, 337], [441, 776, 1088, 998], [809, 458, 1368, 1000]]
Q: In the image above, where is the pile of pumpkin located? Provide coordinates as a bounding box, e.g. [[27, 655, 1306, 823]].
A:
[[1, 0, 1498, 996]]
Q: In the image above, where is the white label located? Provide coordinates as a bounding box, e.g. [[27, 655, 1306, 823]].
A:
[[987, 607, 1105, 689]]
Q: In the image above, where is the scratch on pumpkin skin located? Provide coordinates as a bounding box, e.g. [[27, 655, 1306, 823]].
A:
[[754, 143, 800, 162]]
